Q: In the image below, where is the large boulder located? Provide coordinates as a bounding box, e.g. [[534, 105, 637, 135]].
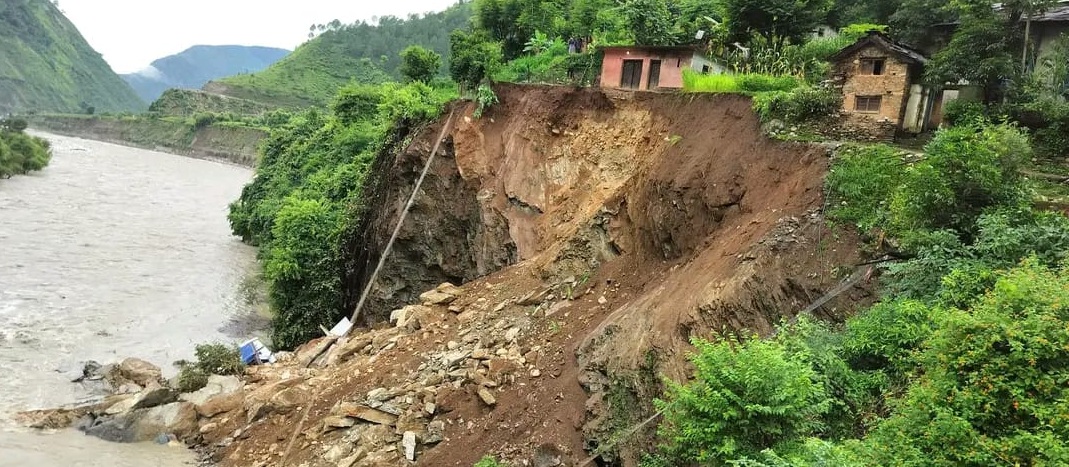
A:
[[116, 358, 163, 388], [179, 375, 243, 417], [80, 402, 199, 443]]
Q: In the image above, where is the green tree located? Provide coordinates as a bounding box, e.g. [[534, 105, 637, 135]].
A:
[[449, 29, 504, 91], [399, 45, 443, 83], [717, 0, 834, 45], [620, 0, 674, 45], [655, 334, 831, 464]]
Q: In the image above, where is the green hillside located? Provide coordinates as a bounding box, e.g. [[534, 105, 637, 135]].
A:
[[208, 1, 472, 108], [0, 0, 143, 113]]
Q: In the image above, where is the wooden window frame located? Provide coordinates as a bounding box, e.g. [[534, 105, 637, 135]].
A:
[[859, 58, 887, 76], [855, 95, 883, 113]]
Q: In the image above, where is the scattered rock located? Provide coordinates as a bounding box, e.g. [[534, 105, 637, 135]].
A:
[[533, 444, 564, 467], [196, 390, 243, 418], [129, 386, 177, 410], [424, 420, 445, 444], [82, 401, 198, 443], [322, 416, 356, 431], [180, 375, 243, 417], [402, 431, 418, 461], [477, 388, 497, 407], [530, 369, 542, 378], [598, 295, 608, 305], [504, 327, 520, 342], [416, 288, 455, 305], [439, 350, 471, 370], [340, 404, 398, 426], [117, 358, 162, 388]]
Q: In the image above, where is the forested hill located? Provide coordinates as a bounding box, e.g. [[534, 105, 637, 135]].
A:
[[0, 0, 143, 113], [206, 1, 472, 108], [122, 45, 290, 103]]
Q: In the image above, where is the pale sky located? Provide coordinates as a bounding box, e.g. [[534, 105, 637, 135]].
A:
[[60, 0, 461, 73]]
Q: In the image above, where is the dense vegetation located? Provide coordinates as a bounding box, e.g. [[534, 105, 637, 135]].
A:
[[0, 117, 51, 178], [0, 0, 143, 113], [122, 45, 290, 103], [227, 81, 455, 348], [645, 121, 1069, 465], [211, 2, 472, 108]]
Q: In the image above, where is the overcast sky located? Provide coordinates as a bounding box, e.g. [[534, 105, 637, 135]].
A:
[[60, 0, 460, 73]]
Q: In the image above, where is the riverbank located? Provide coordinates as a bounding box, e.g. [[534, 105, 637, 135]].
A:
[[26, 114, 267, 167], [0, 132, 262, 466]]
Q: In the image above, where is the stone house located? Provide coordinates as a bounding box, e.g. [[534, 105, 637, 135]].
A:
[[599, 46, 722, 90], [828, 31, 935, 140]]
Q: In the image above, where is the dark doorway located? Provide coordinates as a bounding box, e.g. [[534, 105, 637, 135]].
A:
[[621, 59, 643, 89], [647, 60, 661, 89]]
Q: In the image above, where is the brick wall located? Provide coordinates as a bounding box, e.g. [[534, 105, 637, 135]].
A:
[[600, 48, 693, 90], [832, 45, 915, 139]]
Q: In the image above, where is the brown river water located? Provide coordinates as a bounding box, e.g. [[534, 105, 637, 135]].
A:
[[0, 132, 265, 466]]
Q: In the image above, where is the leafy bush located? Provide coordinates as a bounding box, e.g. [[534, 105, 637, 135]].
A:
[[826, 144, 908, 232], [0, 129, 52, 179], [941, 99, 987, 128], [859, 260, 1069, 466], [884, 207, 1069, 300], [175, 343, 243, 392], [0, 118, 29, 132], [654, 333, 831, 464], [753, 86, 841, 124], [474, 84, 499, 118], [890, 122, 1031, 235]]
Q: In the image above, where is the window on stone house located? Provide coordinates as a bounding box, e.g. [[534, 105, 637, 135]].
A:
[[860, 58, 886, 75], [855, 95, 883, 112]]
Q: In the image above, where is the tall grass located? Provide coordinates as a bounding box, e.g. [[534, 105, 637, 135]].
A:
[[682, 70, 800, 94]]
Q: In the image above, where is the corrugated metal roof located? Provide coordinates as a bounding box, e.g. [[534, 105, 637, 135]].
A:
[[1034, 3, 1069, 22]]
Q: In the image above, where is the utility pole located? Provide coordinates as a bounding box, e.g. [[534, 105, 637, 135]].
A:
[[1022, 6, 1032, 70]]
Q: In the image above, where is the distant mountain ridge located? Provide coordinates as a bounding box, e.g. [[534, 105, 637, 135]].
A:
[[122, 45, 290, 103], [207, 1, 472, 108], [0, 0, 143, 113]]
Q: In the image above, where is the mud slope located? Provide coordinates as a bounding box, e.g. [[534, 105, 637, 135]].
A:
[[206, 85, 872, 467]]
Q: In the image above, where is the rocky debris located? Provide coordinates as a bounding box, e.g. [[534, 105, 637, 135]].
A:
[[322, 416, 356, 431], [80, 401, 199, 443], [477, 388, 497, 406], [116, 358, 164, 388], [339, 403, 398, 426], [402, 431, 418, 461], [179, 375, 243, 417], [420, 282, 461, 306], [128, 385, 178, 410]]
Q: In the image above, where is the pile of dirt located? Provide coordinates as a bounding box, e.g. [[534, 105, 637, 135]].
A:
[[21, 84, 873, 466]]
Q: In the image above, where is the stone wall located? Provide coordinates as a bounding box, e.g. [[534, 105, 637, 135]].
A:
[[831, 44, 916, 140]]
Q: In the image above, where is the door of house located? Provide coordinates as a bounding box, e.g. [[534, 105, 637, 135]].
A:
[[621, 60, 643, 89], [647, 60, 661, 89]]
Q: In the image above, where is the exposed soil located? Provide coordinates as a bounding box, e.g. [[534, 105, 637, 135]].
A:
[[182, 84, 873, 467]]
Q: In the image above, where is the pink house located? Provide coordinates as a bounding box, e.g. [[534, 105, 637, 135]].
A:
[[599, 46, 720, 90]]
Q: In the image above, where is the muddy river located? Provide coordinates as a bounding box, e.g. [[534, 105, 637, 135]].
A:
[[0, 132, 263, 466]]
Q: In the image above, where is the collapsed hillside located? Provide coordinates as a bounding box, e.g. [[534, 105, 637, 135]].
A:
[[221, 85, 870, 465], [20, 85, 872, 466]]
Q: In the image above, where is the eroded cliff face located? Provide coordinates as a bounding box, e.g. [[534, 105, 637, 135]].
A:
[[312, 84, 872, 465]]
